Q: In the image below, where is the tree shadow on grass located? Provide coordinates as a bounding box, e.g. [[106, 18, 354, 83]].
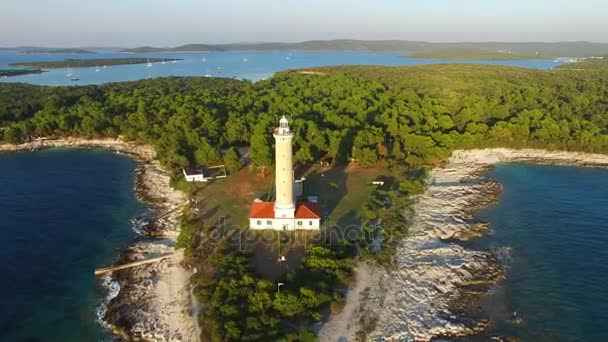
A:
[[300, 165, 349, 220]]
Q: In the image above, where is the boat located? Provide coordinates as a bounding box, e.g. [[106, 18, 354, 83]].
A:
[[146, 58, 153, 67], [171, 60, 177, 63], [161, 59, 166, 64], [217, 67, 223, 74], [243, 58, 248, 62], [103, 65, 108, 68], [70, 76, 80, 81], [66, 68, 74, 77], [202, 58, 206, 62], [95, 66, 100, 72], [204, 74, 212, 78]]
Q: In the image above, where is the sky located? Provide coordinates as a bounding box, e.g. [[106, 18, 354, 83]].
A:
[[1, 0, 607, 47]]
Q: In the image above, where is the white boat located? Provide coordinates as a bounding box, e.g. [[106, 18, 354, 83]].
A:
[[161, 59, 166, 64], [171, 60, 176, 63], [95, 66, 100, 72], [103, 65, 108, 68], [66, 68, 74, 77], [243, 58, 248, 62], [146, 58, 153, 67], [202, 58, 206, 62], [70, 76, 79, 81], [204, 74, 212, 78]]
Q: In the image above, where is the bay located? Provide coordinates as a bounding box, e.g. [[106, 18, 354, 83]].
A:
[[0, 149, 145, 341], [475, 164, 608, 341], [0, 50, 561, 86]]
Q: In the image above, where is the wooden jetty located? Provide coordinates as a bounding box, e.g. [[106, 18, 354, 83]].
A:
[[94, 254, 173, 276]]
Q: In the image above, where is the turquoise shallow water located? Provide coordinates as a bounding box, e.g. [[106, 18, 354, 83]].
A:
[[475, 164, 608, 342], [0, 50, 562, 85], [0, 149, 145, 341]]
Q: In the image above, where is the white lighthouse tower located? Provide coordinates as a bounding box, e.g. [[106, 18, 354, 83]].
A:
[[273, 116, 296, 221], [248, 116, 321, 231]]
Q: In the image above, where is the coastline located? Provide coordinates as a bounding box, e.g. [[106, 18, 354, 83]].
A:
[[0, 137, 197, 341], [320, 148, 608, 342]]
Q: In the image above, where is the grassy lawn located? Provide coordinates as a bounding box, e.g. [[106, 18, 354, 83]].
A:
[[300, 163, 383, 228], [189, 163, 382, 230], [190, 166, 274, 229]]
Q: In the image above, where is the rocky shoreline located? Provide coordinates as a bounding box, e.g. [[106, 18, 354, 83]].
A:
[[320, 148, 608, 342], [0, 137, 197, 342]]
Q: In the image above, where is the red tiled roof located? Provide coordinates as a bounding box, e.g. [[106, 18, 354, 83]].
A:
[[249, 201, 275, 219], [249, 201, 322, 220], [295, 202, 321, 219]]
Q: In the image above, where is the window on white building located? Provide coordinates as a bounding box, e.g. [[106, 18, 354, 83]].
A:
[[256, 220, 261, 225], [309, 221, 313, 226], [297, 220, 303, 226], [266, 220, 272, 225]]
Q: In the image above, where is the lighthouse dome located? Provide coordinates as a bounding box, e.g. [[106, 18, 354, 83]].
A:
[[279, 116, 289, 126], [277, 116, 291, 134]]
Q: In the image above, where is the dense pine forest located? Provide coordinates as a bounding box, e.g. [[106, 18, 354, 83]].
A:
[[1, 62, 607, 173], [1, 60, 607, 341]]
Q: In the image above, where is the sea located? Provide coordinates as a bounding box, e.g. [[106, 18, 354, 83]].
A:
[[0, 50, 562, 86], [475, 163, 608, 342], [0, 149, 145, 341]]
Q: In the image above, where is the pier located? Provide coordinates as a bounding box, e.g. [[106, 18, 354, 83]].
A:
[[94, 254, 174, 276]]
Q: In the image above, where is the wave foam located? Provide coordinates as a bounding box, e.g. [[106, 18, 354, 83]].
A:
[[96, 274, 121, 331]]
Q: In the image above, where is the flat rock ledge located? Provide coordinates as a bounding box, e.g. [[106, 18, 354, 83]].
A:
[[320, 148, 608, 342]]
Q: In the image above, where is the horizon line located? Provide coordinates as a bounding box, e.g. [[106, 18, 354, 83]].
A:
[[2, 38, 608, 50]]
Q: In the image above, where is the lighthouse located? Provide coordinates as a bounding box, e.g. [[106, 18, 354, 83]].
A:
[[249, 116, 322, 231], [273, 116, 295, 219]]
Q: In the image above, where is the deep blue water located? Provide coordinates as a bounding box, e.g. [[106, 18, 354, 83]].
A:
[[0, 50, 562, 85], [476, 164, 608, 342], [0, 149, 145, 341]]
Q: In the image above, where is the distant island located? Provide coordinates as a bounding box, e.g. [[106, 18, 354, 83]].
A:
[[20, 48, 96, 54], [405, 48, 549, 60], [119, 39, 608, 57], [0, 69, 45, 77], [10, 57, 182, 68]]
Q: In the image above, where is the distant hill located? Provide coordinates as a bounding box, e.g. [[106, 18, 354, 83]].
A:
[[120, 40, 608, 57], [121, 44, 218, 53]]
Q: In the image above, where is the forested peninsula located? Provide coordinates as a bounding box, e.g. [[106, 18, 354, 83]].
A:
[[0, 69, 45, 77], [10, 57, 181, 68], [405, 47, 548, 60], [1, 59, 607, 340], [20, 48, 95, 54]]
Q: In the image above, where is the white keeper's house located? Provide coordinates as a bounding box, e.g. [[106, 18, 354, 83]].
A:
[[249, 116, 321, 231]]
